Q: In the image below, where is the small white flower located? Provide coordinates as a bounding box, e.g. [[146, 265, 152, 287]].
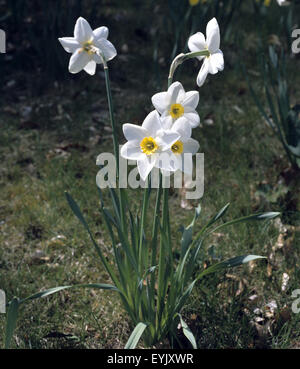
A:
[[151, 81, 200, 129], [58, 17, 117, 75], [277, 0, 290, 6], [188, 18, 224, 87], [120, 111, 180, 181], [158, 118, 200, 174]]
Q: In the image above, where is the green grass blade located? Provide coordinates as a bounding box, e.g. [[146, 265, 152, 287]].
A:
[[125, 322, 148, 349]]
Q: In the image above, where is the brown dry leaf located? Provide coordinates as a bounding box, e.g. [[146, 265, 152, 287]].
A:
[[248, 259, 257, 273], [29, 249, 50, 264], [268, 34, 282, 47], [272, 233, 285, 252], [225, 273, 248, 297], [46, 142, 88, 160], [267, 262, 273, 277], [46, 148, 71, 160]]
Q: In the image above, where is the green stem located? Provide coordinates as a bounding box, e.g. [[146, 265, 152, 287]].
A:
[[103, 64, 127, 234], [168, 49, 210, 82], [103, 65, 119, 172], [138, 178, 150, 273]]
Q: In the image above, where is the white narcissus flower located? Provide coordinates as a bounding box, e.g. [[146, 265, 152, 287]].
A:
[[188, 17, 224, 87], [58, 17, 117, 75], [151, 81, 200, 129], [158, 118, 200, 174], [277, 0, 290, 6], [120, 111, 180, 181]]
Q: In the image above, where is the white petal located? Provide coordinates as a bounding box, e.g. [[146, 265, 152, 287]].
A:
[[168, 81, 185, 104], [196, 59, 209, 87], [83, 60, 97, 75], [58, 37, 80, 53], [160, 114, 173, 130], [120, 142, 144, 160], [151, 92, 169, 114], [93, 26, 109, 40], [183, 138, 200, 154], [183, 107, 200, 128], [159, 131, 180, 150], [172, 118, 192, 140], [74, 17, 93, 43], [68, 50, 91, 74], [188, 32, 207, 60], [123, 123, 148, 143], [92, 52, 104, 64], [206, 18, 220, 53], [137, 156, 155, 181], [210, 50, 224, 72], [94, 38, 117, 62], [181, 90, 199, 110], [142, 111, 162, 137]]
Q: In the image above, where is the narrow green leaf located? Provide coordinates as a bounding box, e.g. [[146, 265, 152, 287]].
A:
[[208, 211, 280, 235], [205, 203, 231, 230], [180, 226, 193, 257], [65, 192, 89, 229], [21, 283, 119, 303], [198, 255, 266, 279], [21, 286, 72, 303], [174, 280, 196, 314], [65, 192, 119, 287], [5, 297, 19, 349], [178, 314, 197, 349], [138, 266, 157, 290], [125, 322, 148, 349], [180, 204, 201, 258], [4, 283, 120, 349]]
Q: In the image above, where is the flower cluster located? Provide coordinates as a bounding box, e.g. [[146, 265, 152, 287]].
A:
[[58, 17, 224, 182], [120, 18, 224, 180], [120, 82, 201, 181]]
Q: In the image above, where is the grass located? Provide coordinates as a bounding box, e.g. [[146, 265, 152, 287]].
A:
[[0, 0, 300, 349]]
